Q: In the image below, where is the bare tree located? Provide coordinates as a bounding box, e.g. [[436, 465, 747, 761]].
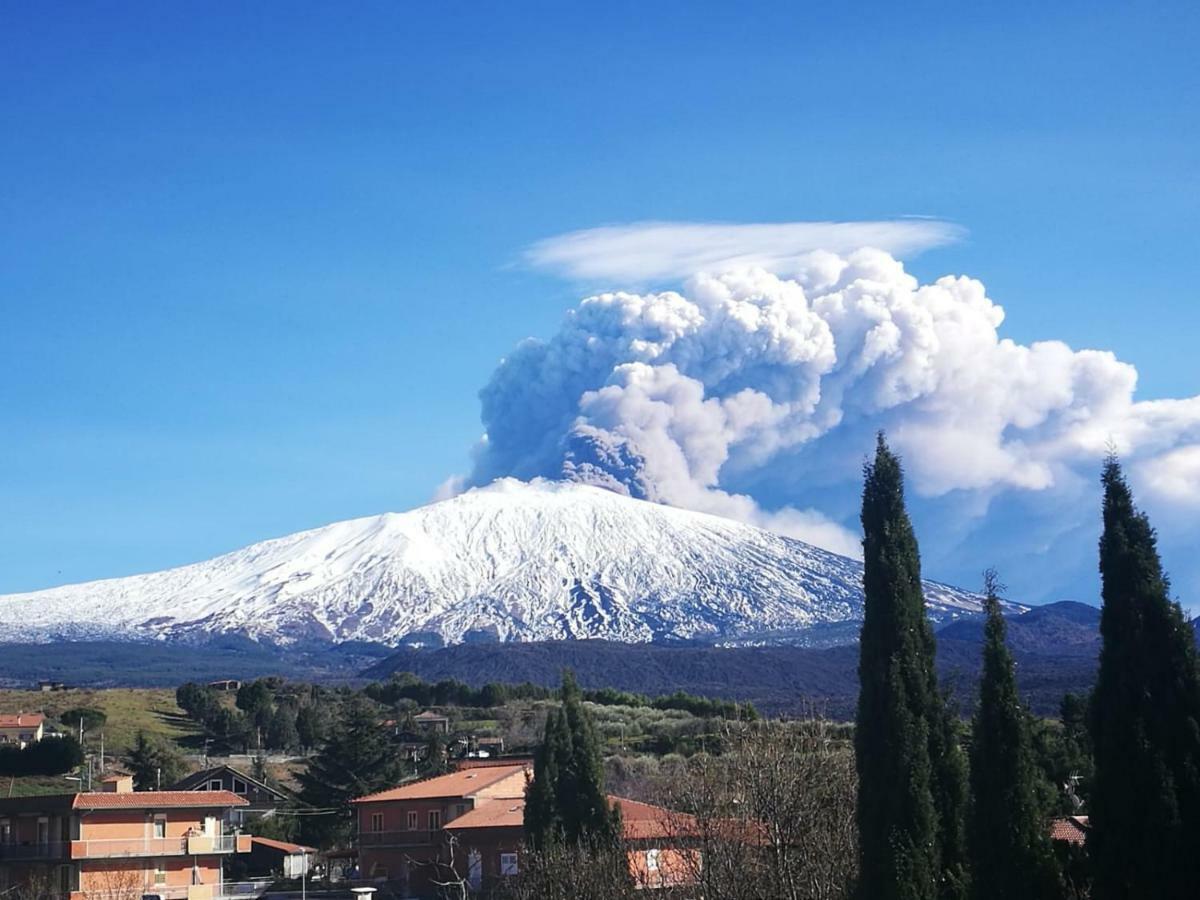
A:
[[498, 841, 638, 900], [88, 866, 147, 900], [660, 719, 858, 900]]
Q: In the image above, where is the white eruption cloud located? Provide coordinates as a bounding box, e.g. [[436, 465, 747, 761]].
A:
[[464, 229, 1200, 605]]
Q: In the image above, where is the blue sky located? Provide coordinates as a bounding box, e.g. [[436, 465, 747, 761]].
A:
[[2, 2, 1197, 597]]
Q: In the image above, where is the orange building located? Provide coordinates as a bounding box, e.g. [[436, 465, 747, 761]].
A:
[[353, 763, 699, 897], [0, 776, 252, 900]]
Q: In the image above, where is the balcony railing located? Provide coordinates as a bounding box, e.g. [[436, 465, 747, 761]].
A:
[[358, 829, 438, 847], [187, 833, 249, 854], [70, 836, 188, 858], [0, 840, 70, 861]]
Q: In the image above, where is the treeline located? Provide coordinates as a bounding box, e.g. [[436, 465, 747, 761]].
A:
[[0, 734, 84, 776], [363, 672, 756, 719], [175, 678, 331, 752]]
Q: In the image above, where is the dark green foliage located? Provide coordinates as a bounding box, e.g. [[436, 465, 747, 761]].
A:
[[855, 434, 967, 900], [0, 734, 85, 776], [125, 730, 188, 790], [295, 703, 327, 750], [58, 706, 107, 734], [363, 671, 756, 719], [267, 704, 300, 752], [422, 729, 451, 776], [1030, 694, 1093, 815], [296, 695, 404, 847], [176, 682, 222, 721], [236, 679, 274, 715], [525, 671, 622, 850], [968, 572, 1058, 900], [1088, 456, 1200, 899]]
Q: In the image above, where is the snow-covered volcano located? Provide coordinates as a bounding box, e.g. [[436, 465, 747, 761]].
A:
[[0, 479, 992, 646]]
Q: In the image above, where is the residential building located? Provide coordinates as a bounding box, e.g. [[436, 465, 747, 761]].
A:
[[207, 681, 240, 693], [171, 766, 293, 827], [352, 764, 698, 897], [352, 763, 529, 897], [0, 776, 252, 900], [0, 713, 45, 748]]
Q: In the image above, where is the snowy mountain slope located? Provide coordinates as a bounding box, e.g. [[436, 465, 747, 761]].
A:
[[0, 479, 997, 647]]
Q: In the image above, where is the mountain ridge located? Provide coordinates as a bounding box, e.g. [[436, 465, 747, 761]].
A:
[[0, 478, 994, 647]]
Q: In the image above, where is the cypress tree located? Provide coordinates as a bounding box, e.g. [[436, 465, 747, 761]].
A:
[[524, 671, 621, 849], [856, 433, 968, 900], [968, 570, 1057, 900], [1088, 456, 1200, 899]]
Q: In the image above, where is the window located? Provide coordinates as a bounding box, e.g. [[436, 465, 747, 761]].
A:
[[646, 848, 661, 872], [499, 853, 519, 876], [207, 779, 222, 792], [232, 778, 248, 795], [370, 813, 384, 833], [427, 810, 441, 830], [154, 861, 168, 885], [407, 811, 418, 831], [154, 817, 167, 839], [0, 819, 11, 844], [455, 803, 467, 819]]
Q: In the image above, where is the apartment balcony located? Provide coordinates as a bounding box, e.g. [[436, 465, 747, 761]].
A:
[[70, 836, 188, 858], [186, 833, 251, 855], [67, 834, 251, 859], [0, 840, 70, 861], [358, 829, 438, 848]]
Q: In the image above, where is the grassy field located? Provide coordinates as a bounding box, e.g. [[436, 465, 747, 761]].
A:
[[0, 688, 202, 756]]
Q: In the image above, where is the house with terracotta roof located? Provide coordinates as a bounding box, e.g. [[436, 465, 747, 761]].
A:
[[352, 763, 529, 896], [1049, 815, 1090, 846], [0, 712, 45, 748], [0, 775, 252, 900], [352, 765, 699, 897]]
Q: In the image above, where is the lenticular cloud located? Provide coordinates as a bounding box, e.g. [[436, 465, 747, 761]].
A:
[[465, 247, 1200, 604]]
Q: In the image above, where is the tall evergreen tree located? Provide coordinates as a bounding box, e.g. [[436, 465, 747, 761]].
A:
[[525, 671, 621, 849], [855, 433, 968, 900], [297, 696, 404, 847], [968, 570, 1057, 900], [1088, 456, 1200, 899]]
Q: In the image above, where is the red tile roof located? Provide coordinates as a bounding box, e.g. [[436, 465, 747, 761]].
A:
[[352, 764, 529, 803], [252, 836, 317, 854], [1049, 816, 1089, 845], [0, 713, 45, 728], [446, 800, 526, 830], [444, 795, 698, 841], [613, 797, 699, 841], [72, 790, 248, 810]]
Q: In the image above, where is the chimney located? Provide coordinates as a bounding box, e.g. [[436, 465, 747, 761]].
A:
[[101, 775, 134, 794]]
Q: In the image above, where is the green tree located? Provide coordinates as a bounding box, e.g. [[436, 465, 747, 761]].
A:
[[525, 671, 621, 850], [1088, 456, 1200, 899], [295, 704, 327, 751], [236, 679, 274, 715], [267, 705, 300, 752], [124, 731, 187, 790], [968, 570, 1058, 900], [296, 696, 404, 847], [855, 434, 968, 900]]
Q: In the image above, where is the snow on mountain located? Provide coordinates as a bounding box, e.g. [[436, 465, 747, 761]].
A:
[[0, 479, 995, 647]]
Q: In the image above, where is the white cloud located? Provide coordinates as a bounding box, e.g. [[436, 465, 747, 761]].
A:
[[524, 219, 964, 282], [464, 242, 1200, 604]]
